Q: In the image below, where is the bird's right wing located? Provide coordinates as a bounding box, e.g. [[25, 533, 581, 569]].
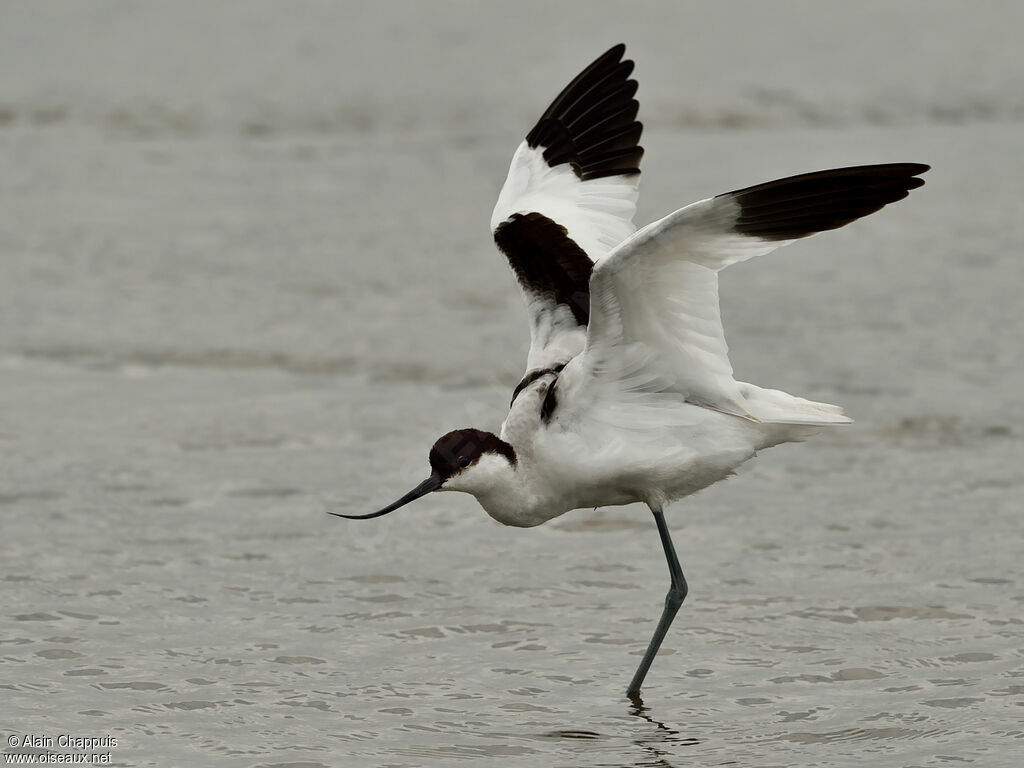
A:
[[553, 164, 929, 426], [491, 44, 644, 375]]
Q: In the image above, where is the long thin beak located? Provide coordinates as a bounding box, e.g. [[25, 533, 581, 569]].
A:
[[328, 474, 443, 520]]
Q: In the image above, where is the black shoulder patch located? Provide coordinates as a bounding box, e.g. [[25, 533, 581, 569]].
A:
[[494, 213, 593, 326], [429, 428, 517, 481], [525, 43, 644, 181], [725, 163, 929, 241]]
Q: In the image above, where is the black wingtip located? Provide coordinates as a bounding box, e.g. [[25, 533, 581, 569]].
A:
[[525, 45, 644, 181], [726, 163, 930, 241]]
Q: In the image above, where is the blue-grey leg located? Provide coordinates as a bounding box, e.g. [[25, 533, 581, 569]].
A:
[[626, 504, 688, 697]]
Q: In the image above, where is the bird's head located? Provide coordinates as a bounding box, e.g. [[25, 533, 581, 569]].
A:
[[331, 428, 517, 520]]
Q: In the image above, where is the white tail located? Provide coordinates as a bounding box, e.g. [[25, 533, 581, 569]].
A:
[[738, 383, 852, 426]]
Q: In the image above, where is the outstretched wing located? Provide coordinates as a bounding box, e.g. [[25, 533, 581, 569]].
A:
[[553, 164, 929, 426], [492, 44, 644, 375]]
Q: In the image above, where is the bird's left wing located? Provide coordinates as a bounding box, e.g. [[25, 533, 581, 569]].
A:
[[553, 164, 929, 426], [491, 44, 644, 374]]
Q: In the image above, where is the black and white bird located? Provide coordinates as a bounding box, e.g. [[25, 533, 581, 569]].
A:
[[333, 44, 928, 697]]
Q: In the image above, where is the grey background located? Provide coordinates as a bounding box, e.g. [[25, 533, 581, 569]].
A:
[[2, 2, 1022, 766]]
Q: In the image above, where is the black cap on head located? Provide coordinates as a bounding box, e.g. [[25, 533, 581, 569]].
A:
[[429, 428, 517, 481]]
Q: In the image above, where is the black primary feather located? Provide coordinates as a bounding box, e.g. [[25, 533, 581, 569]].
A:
[[525, 44, 644, 181], [726, 163, 930, 241]]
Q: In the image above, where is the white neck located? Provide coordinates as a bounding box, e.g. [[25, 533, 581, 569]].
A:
[[442, 451, 556, 528]]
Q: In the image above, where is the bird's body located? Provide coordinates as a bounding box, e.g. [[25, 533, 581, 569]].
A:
[[477, 377, 763, 527], [333, 44, 928, 697]]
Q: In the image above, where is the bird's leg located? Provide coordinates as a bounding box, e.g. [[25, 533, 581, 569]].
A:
[[626, 504, 688, 698]]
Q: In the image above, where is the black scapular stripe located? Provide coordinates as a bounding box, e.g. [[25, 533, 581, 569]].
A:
[[540, 378, 558, 423], [510, 363, 566, 407]]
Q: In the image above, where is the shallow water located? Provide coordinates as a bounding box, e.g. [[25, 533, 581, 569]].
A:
[[3, 3, 1023, 766]]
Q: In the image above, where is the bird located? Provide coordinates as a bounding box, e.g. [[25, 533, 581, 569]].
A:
[[331, 44, 928, 698]]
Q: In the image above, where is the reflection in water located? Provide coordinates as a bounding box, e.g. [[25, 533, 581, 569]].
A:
[[540, 730, 602, 740], [629, 693, 701, 766]]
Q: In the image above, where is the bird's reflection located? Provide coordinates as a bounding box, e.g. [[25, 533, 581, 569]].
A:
[[627, 692, 700, 767]]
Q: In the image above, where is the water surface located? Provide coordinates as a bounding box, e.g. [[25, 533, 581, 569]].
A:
[[2, 3, 1023, 766]]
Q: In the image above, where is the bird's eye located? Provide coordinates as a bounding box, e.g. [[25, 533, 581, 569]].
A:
[[457, 456, 471, 468]]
